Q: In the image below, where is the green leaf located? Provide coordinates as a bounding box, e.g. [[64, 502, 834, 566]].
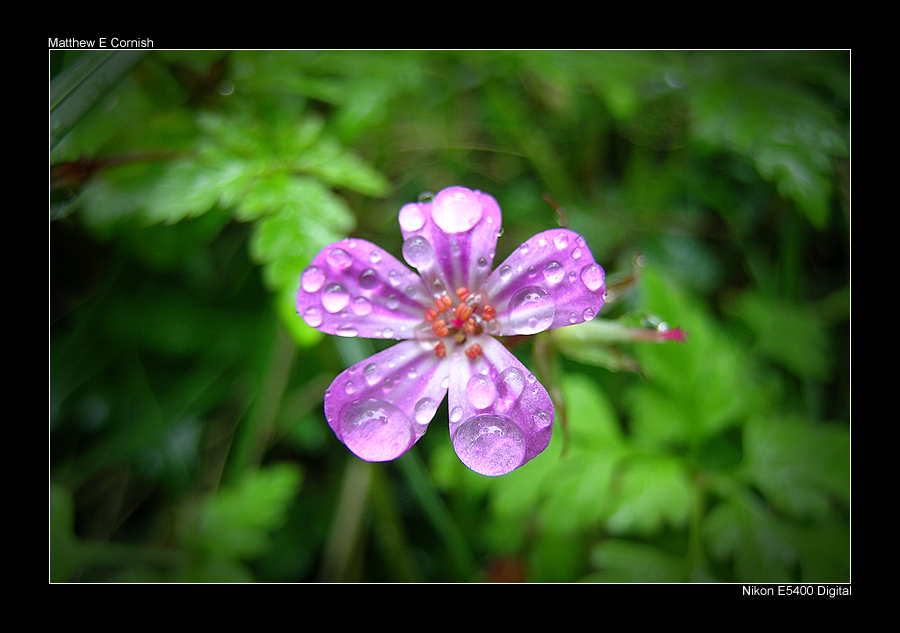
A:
[[191, 463, 303, 560], [249, 177, 356, 292], [740, 415, 850, 519], [50, 51, 148, 149], [605, 456, 693, 536], [586, 539, 687, 582], [703, 498, 797, 582], [727, 290, 832, 380]]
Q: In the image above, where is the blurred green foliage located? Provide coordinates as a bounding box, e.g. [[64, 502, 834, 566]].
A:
[[50, 50, 849, 583]]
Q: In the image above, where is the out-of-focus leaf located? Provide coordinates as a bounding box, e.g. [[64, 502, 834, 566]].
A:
[[586, 539, 687, 582], [628, 267, 761, 447], [605, 456, 693, 536], [249, 177, 356, 292], [703, 498, 797, 582], [688, 59, 847, 229], [740, 415, 850, 519], [50, 51, 148, 149], [188, 463, 302, 560], [727, 290, 832, 380]]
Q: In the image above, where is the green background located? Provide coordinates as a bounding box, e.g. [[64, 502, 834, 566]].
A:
[[50, 50, 850, 583]]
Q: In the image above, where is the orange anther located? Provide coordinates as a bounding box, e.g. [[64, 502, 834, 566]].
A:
[[465, 343, 483, 360], [455, 286, 471, 301], [424, 307, 439, 322], [482, 304, 496, 321], [434, 341, 446, 358], [431, 319, 449, 337], [454, 303, 473, 322], [463, 318, 477, 334], [435, 293, 453, 312]]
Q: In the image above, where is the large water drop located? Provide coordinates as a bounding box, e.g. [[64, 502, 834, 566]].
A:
[[542, 261, 565, 285], [402, 235, 434, 268], [431, 187, 482, 234], [451, 414, 526, 476], [580, 263, 605, 292], [398, 203, 426, 232], [414, 398, 438, 425], [301, 266, 325, 293], [506, 285, 555, 334], [340, 398, 415, 462], [496, 367, 525, 411], [321, 283, 350, 313], [326, 247, 353, 271], [302, 306, 323, 327], [467, 373, 497, 410]]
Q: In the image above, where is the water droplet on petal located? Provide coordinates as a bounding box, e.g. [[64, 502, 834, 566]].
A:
[[359, 268, 379, 290], [370, 249, 383, 264], [382, 327, 394, 339], [364, 363, 379, 385], [507, 285, 555, 335], [398, 203, 426, 232], [345, 381, 356, 395], [569, 312, 578, 324], [533, 410, 552, 429], [553, 233, 569, 250], [301, 266, 326, 293], [583, 307, 596, 321], [451, 414, 526, 476], [477, 257, 489, 268], [414, 398, 438, 424], [351, 296, 372, 316], [431, 187, 483, 233], [386, 295, 400, 310], [335, 324, 358, 337], [321, 283, 350, 313], [326, 247, 353, 271], [542, 261, 565, 285], [496, 367, 525, 411], [302, 306, 323, 327], [580, 263, 606, 292], [467, 374, 497, 410], [450, 406, 463, 423], [340, 398, 415, 462], [572, 247, 582, 260], [402, 235, 434, 268], [499, 265, 512, 281]]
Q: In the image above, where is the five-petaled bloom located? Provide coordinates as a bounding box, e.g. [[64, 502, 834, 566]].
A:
[[296, 187, 607, 476]]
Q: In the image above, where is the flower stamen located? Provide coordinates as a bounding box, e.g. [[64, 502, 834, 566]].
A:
[[464, 343, 483, 359], [434, 341, 446, 358], [432, 319, 449, 338], [482, 304, 496, 321]]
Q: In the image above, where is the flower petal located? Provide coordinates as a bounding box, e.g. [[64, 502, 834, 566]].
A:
[[296, 238, 432, 340], [398, 187, 502, 297], [447, 335, 554, 476], [324, 340, 450, 462], [479, 229, 607, 336]]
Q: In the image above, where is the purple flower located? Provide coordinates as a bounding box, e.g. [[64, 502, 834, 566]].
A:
[[296, 186, 607, 476]]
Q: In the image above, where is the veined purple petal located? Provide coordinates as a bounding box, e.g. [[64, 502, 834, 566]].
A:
[[447, 335, 554, 476], [324, 339, 450, 462], [296, 238, 432, 340], [480, 229, 607, 337], [398, 187, 502, 297]]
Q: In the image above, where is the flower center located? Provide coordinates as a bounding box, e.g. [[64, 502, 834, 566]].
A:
[[424, 286, 495, 359]]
